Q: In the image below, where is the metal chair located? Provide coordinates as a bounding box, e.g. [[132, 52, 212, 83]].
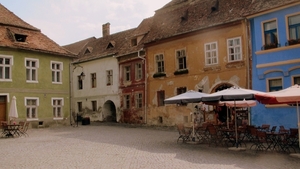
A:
[[176, 124, 191, 143]]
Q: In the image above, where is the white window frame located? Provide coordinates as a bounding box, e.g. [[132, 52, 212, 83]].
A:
[[135, 63, 143, 80], [91, 100, 97, 111], [25, 97, 39, 121], [155, 53, 165, 73], [51, 61, 63, 84], [175, 49, 187, 70], [292, 75, 300, 85], [52, 97, 64, 120], [0, 55, 13, 81], [262, 19, 278, 46], [123, 94, 131, 109], [124, 66, 131, 82], [205, 42, 218, 65], [91, 73, 97, 88], [25, 58, 39, 83], [267, 77, 283, 92], [135, 92, 143, 109], [227, 37, 242, 62], [106, 70, 113, 85], [287, 13, 300, 40]]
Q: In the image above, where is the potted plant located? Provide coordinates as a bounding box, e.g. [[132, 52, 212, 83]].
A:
[[174, 68, 189, 75]]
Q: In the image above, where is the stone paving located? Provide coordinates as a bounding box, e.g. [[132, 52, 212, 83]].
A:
[[0, 122, 300, 169]]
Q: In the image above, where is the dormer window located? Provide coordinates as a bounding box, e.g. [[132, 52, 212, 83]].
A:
[[14, 34, 27, 42], [131, 38, 137, 46], [106, 41, 115, 49]]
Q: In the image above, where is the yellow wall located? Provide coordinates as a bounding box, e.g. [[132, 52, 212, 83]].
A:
[[146, 21, 250, 126]]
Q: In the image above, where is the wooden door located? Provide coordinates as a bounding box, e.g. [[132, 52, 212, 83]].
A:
[[0, 96, 7, 122]]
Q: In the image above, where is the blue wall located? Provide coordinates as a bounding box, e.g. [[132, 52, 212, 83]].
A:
[[250, 5, 300, 130]]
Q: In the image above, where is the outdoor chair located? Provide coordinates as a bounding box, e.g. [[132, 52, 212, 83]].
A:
[[261, 124, 270, 132], [195, 123, 210, 144], [1, 121, 8, 137], [176, 124, 191, 143], [207, 125, 222, 147], [288, 128, 299, 148], [270, 126, 277, 133], [18, 122, 29, 137], [279, 126, 289, 134], [249, 127, 259, 150], [255, 131, 273, 151]]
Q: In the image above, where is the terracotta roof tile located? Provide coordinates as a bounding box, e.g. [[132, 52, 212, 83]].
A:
[[145, 0, 300, 43]]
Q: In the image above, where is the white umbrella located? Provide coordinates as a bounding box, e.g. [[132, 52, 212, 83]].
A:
[[164, 90, 208, 141], [164, 90, 208, 104], [202, 86, 264, 148], [9, 96, 18, 123], [255, 84, 300, 147]]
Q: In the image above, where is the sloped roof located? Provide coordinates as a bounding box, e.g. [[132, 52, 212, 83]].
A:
[[117, 17, 153, 57], [145, 0, 300, 43], [0, 4, 75, 57], [63, 37, 97, 55], [71, 28, 136, 63]]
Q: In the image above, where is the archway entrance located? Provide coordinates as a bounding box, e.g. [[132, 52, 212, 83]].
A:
[[103, 100, 116, 122]]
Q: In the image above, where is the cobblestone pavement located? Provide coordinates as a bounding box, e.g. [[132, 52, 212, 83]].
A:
[[1, 122, 300, 169]]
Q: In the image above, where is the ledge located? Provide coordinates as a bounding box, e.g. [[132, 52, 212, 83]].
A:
[[153, 72, 166, 78], [174, 69, 189, 75]]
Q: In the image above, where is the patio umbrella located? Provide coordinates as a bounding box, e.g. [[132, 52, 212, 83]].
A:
[[202, 86, 264, 148], [9, 96, 18, 124], [254, 84, 300, 147], [164, 90, 208, 141], [164, 90, 208, 104]]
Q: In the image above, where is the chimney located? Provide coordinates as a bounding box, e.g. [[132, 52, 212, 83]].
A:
[[102, 23, 110, 37]]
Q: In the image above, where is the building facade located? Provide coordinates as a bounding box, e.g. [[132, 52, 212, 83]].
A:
[[248, 1, 300, 129], [0, 4, 75, 127]]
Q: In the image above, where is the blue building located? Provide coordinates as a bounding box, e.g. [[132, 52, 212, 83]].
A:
[[248, 2, 300, 129]]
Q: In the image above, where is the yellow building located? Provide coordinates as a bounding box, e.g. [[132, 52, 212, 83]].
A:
[[144, 0, 252, 127]]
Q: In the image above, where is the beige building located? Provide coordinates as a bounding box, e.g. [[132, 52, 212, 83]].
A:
[[144, 0, 252, 127]]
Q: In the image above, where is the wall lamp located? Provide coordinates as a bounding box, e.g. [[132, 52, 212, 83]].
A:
[[79, 72, 85, 80]]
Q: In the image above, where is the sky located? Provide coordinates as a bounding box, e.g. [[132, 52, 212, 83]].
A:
[[0, 0, 171, 46]]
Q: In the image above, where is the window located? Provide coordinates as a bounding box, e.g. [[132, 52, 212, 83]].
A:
[[25, 97, 39, 119], [155, 54, 165, 73], [288, 14, 300, 40], [157, 90, 165, 107], [268, 78, 282, 92], [205, 42, 218, 65], [106, 70, 113, 85], [227, 37, 242, 62], [135, 93, 143, 109], [0, 55, 12, 81], [78, 76, 83, 90], [177, 87, 187, 95], [77, 102, 82, 112], [293, 76, 300, 85], [135, 63, 143, 80], [124, 94, 131, 109], [176, 49, 187, 70], [51, 61, 62, 83], [91, 101, 97, 111], [25, 58, 38, 82], [131, 38, 137, 46], [263, 20, 278, 46], [124, 66, 131, 82], [52, 98, 63, 119], [14, 34, 27, 42], [91, 73, 96, 88]]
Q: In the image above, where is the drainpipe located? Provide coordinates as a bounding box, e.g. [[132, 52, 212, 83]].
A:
[[138, 48, 147, 124], [69, 63, 73, 126]]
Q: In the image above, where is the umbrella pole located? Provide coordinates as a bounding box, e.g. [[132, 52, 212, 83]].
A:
[[297, 101, 300, 148], [234, 100, 238, 148], [227, 107, 229, 129]]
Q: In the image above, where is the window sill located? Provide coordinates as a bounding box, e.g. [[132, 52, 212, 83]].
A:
[[174, 69, 188, 75], [203, 66, 221, 72], [225, 61, 245, 68], [26, 118, 39, 121], [256, 44, 300, 55], [53, 117, 64, 120], [153, 72, 166, 78]]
